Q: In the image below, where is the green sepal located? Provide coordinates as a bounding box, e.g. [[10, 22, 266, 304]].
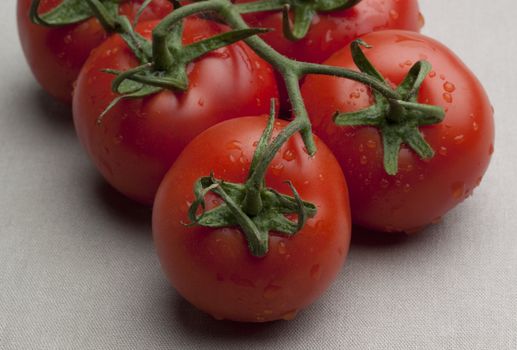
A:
[[185, 105, 317, 257], [333, 39, 445, 175], [30, 0, 119, 27], [99, 23, 269, 123], [187, 174, 316, 257]]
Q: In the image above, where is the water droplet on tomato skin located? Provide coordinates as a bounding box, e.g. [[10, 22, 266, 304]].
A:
[[366, 139, 377, 149], [360, 155, 368, 165], [438, 146, 448, 156], [197, 98, 205, 107], [472, 122, 479, 131], [282, 310, 298, 321], [310, 264, 321, 281], [283, 149, 295, 161], [389, 9, 399, 20], [418, 12, 425, 28], [443, 81, 456, 93], [263, 285, 282, 300], [429, 71, 436, 78], [451, 182, 465, 199], [278, 241, 287, 255], [271, 163, 284, 176], [225, 140, 242, 151], [443, 93, 453, 103], [454, 135, 465, 144]]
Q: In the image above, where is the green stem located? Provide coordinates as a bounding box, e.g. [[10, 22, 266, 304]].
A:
[[152, 0, 225, 70], [85, 0, 118, 32], [297, 62, 401, 100]]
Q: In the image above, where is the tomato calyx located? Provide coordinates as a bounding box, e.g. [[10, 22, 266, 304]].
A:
[[235, 0, 362, 41], [98, 1, 269, 123], [29, 0, 124, 29], [333, 40, 445, 175], [185, 105, 317, 257]]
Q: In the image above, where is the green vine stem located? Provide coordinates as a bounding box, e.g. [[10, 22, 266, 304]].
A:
[[30, 0, 444, 254]]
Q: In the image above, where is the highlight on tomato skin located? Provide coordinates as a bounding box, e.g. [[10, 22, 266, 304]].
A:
[[301, 30, 495, 234], [235, 0, 423, 64], [16, 0, 174, 103], [73, 18, 280, 206], [153, 116, 352, 323]]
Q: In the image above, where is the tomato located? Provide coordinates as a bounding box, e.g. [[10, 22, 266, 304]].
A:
[[73, 18, 279, 205], [17, 0, 173, 103], [153, 116, 351, 322], [236, 0, 423, 63], [301, 30, 495, 233]]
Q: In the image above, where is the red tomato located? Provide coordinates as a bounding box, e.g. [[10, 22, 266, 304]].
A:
[[301, 30, 495, 233], [17, 0, 173, 103], [73, 18, 279, 205], [236, 0, 423, 63], [153, 116, 351, 322]]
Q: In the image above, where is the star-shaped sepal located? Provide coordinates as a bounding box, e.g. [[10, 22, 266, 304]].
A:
[[333, 40, 446, 175]]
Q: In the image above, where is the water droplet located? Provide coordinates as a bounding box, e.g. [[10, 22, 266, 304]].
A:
[[429, 71, 436, 78], [114, 135, 123, 144], [318, 174, 324, 181], [389, 9, 399, 20], [229, 154, 237, 163], [418, 174, 425, 181], [380, 178, 390, 189], [438, 146, 448, 156], [431, 217, 443, 225], [282, 310, 298, 321], [252, 140, 259, 147], [263, 309, 273, 315], [443, 92, 453, 103], [278, 241, 287, 255], [283, 149, 295, 161], [418, 12, 425, 28], [197, 98, 205, 106], [366, 139, 377, 149], [403, 183, 411, 193], [349, 91, 361, 99], [443, 81, 456, 93], [63, 34, 73, 45], [439, 74, 446, 80], [454, 135, 465, 144], [451, 182, 465, 199], [360, 155, 368, 165], [225, 140, 242, 151], [472, 121, 479, 131], [310, 264, 321, 280], [271, 163, 284, 176], [263, 285, 281, 299]]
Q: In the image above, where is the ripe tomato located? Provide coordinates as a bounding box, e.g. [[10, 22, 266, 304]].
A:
[[153, 116, 351, 322], [301, 30, 495, 233], [236, 0, 423, 63], [17, 0, 173, 103], [73, 18, 279, 205]]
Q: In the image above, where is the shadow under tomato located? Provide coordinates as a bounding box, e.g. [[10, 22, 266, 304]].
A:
[[351, 226, 410, 246], [94, 179, 153, 233], [33, 87, 73, 130]]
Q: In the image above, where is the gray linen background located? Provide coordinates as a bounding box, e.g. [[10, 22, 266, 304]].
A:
[[1, 0, 516, 349]]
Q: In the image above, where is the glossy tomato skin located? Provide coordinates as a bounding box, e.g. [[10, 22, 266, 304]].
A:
[[301, 30, 495, 233], [17, 0, 173, 103], [153, 117, 351, 322], [73, 19, 279, 205], [236, 0, 423, 63]]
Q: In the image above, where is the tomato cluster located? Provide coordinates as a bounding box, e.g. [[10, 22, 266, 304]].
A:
[[18, 0, 494, 323]]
